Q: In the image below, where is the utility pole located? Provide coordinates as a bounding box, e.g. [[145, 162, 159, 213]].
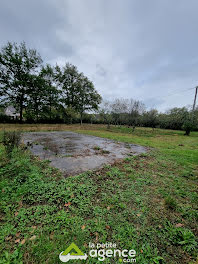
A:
[[193, 86, 198, 111]]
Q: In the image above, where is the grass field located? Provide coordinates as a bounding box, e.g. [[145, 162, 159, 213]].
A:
[[0, 124, 197, 264]]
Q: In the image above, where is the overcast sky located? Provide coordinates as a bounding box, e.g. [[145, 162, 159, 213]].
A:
[[0, 0, 197, 112]]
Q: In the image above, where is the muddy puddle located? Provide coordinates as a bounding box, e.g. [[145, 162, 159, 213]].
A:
[[22, 131, 147, 175]]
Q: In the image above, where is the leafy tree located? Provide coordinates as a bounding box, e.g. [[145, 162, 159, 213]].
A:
[[56, 63, 102, 125], [55, 63, 79, 108], [183, 118, 194, 136], [40, 64, 59, 121], [166, 107, 188, 130], [141, 109, 159, 129], [25, 74, 46, 122], [0, 42, 42, 122], [182, 110, 196, 136], [59, 106, 78, 124], [75, 73, 102, 125], [25, 66, 59, 123]]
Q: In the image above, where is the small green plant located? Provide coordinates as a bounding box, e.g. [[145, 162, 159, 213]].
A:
[[1, 249, 23, 264], [101, 149, 110, 154], [177, 229, 197, 253], [169, 227, 198, 253], [125, 143, 131, 149], [165, 196, 177, 210], [43, 146, 49, 150], [2, 130, 21, 157], [33, 141, 39, 145], [93, 145, 101, 150]]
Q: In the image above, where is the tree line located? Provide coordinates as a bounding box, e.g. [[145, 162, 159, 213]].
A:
[[98, 99, 198, 135], [0, 42, 197, 135], [0, 42, 102, 124]]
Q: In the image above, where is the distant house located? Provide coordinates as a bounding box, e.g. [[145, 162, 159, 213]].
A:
[[5, 106, 20, 119]]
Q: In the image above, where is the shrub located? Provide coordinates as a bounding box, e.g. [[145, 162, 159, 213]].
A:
[[2, 131, 21, 156], [182, 119, 194, 136]]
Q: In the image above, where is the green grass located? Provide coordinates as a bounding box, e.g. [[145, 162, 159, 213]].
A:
[[0, 125, 197, 264]]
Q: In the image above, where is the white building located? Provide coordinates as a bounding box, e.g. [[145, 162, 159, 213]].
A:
[[5, 106, 20, 119]]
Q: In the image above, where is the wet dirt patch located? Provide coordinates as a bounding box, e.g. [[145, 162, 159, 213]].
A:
[[22, 131, 147, 175]]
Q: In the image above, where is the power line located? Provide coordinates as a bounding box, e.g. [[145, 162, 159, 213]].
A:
[[166, 87, 195, 97], [147, 87, 195, 101], [146, 87, 196, 110]]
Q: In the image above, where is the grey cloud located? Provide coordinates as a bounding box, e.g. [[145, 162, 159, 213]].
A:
[[95, 64, 107, 78], [0, 0, 73, 60], [0, 0, 198, 111]]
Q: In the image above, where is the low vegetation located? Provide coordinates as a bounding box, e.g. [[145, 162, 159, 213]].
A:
[[99, 99, 198, 136], [0, 125, 197, 263], [2, 131, 21, 157]]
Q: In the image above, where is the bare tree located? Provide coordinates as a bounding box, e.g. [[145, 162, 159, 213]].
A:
[[111, 98, 128, 126], [127, 99, 145, 131], [99, 100, 113, 128]]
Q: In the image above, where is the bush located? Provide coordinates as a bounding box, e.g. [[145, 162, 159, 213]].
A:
[[182, 119, 194, 136], [2, 131, 21, 156]]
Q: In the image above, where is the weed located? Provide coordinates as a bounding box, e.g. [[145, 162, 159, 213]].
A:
[[93, 145, 101, 150], [166, 223, 198, 254], [43, 146, 49, 150], [2, 131, 21, 157], [176, 229, 197, 253], [101, 149, 110, 154], [0, 249, 23, 264], [33, 141, 39, 145], [164, 196, 177, 210]]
